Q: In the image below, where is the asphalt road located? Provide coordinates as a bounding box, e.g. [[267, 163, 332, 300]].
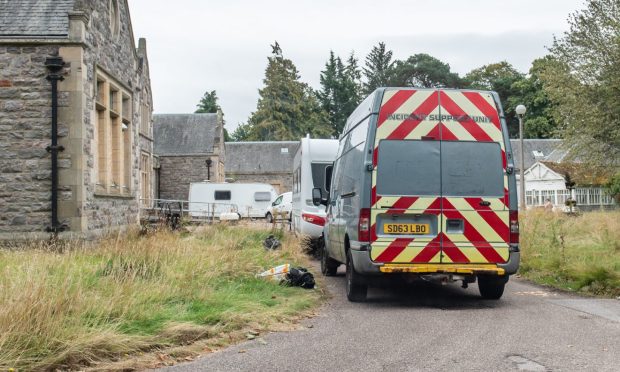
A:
[[163, 268, 620, 372]]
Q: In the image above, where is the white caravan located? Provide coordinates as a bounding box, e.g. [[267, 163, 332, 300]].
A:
[[292, 138, 339, 241], [188, 182, 277, 219]]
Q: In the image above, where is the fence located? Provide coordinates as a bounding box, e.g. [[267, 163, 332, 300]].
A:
[[139, 198, 239, 224], [525, 187, 616, 208]]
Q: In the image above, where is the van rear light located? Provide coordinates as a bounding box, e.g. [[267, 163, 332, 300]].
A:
[[358, 208, 371, 242], [509, 210, 519, 244], [302, 213, 325, 226]]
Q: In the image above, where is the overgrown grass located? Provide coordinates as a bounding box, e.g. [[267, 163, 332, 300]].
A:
[[520, 210, 620, 297], [0, 225, 323, 371]]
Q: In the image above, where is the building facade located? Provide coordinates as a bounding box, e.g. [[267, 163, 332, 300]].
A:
[[225, 141, 299, 194], [0, 0, 154, 240], [153, 113, 225, 201]]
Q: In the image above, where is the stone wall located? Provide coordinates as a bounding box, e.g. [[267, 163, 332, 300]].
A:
[[159, 155, 223, 201], [0, 45, 59, 237], [0, 0, 153, 240], [227, 173, 292, 194]]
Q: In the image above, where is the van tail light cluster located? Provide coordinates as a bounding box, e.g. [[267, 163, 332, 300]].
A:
[[509, 210, 519, 244], [302, 213, 325, 226], [358, 208, 371, 242]]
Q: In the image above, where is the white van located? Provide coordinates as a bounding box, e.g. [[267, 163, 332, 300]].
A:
[[267, 192, 292, 222], [316, 88, 520, 302], [292, 138, 339, 241], [188, 182, 277, 219]]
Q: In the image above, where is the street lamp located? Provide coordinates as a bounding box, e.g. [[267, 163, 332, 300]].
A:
[[516, 104, 527, 210]]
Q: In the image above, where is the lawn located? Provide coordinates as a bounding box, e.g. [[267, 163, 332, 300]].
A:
[[0, 225, 324, 371], [519, 210, 620, 297]]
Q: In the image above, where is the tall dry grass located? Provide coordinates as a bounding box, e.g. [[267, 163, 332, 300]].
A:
[[520, 210, 620, 296], [0, 225, 322, 371]]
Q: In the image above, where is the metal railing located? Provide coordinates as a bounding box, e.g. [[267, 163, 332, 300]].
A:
[[525, 187, 616, 207], [139, 198, 240, 223]]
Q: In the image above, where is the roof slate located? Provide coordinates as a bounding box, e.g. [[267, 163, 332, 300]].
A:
[[153, 114, 220, 155], [0, 0, 75, 38], [510, 139, 563, 170], [225, 141, 299, 174]]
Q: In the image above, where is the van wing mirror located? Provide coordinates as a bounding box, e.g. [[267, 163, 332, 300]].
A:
[[324, 164, 333, 193], [312, 187, 323, 206]]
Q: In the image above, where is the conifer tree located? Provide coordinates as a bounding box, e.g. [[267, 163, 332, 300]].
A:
[[241, 42, 332, 141], [362, 42, 395, 95]]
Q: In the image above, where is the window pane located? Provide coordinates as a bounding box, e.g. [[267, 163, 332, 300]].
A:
[[441, 141, 504, 197], [311, 163, 331, 195], [376, 140, 440, 196], [215, 191, 231, 200], [254, 192, 272, 201]]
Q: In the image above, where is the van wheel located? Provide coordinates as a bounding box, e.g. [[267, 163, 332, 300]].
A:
[[346, 250, 367, 302], [265, 212, 273, 223], [478, 275, 507, 300], [321, 239, 339, 276]]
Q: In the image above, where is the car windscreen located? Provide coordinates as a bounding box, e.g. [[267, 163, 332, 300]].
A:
[[441, 141, 504, 197], [376, 140, 440, 196], [254, 192, 272, 202], [311, 163, 330, 194]]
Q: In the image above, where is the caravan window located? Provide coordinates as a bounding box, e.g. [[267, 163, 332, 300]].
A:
[[214, 190, 231, 200], [254, 192, 272, 201], [311, 163, 331, 195]]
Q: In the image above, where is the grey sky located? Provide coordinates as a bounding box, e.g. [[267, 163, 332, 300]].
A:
[[128, 0, 584, 132]]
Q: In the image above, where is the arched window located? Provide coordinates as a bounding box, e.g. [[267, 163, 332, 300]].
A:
[[110, 0, 120, 39]]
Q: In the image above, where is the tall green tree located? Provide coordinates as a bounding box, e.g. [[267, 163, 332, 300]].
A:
[[195, 90, 221, 113], [362, 42, 395, 95], [318, 51, 363, 137], [541, 0, 620, 168], [465, 62, 525, 137], [389, 53, 462, 88], [506, 57, 558, 139], [240, 42, 332, 141]]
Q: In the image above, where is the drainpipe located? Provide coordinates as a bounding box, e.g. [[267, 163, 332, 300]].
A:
[[45, 56, 66, 236]]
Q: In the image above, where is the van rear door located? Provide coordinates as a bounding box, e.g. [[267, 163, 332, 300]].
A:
[[438, 90, 509, 264], [370, 90, 444, 264]]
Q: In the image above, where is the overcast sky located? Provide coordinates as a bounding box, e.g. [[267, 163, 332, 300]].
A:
[[128, 0, 584, 132]]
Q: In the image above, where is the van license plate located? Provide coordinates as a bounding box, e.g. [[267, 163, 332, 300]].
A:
[[384, 223, 430, 234]]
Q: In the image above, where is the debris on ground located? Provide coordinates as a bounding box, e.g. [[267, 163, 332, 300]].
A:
[[284, 267, 315, 289], [258, 264, 290, 282], [257, 264, 315, 289], [263, 235, 281, 250]]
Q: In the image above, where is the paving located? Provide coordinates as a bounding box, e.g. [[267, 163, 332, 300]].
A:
[[162, 268, 620, 372]]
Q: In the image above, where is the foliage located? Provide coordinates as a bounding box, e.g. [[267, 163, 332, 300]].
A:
[[0, 226, 323, 371], [465, 62, 525, 137], [362, 42, 395, 95], [195, 90, 221, 114], [520, 210, 620, 297], [540, 0, 620, 167], [389, 53, 462, 88], [238, 42, 333, 141], [318, 51, 363, 137], [605, 172, 620, 201], [507, 57, 559, 138]]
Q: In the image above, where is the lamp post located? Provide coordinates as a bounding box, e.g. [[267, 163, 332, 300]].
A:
[[516, 104, 527, 210], [205, 158, 212, 181]]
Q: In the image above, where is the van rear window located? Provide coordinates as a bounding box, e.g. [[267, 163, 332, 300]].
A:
[[376, 140, 440, 196], [441, 141, 503, 197], [376, 140, 504, 197]]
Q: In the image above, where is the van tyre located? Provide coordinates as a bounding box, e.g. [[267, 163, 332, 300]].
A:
[[265, 212, 273, 223], [320, 238, 339, 276], [478, 275, 507, 300], [346, 250, 367, 302]]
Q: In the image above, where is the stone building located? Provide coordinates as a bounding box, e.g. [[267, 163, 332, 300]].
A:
[[0, 0, 154, 240], [225, 141, 299, 194], [153, 113, 225, 201]]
